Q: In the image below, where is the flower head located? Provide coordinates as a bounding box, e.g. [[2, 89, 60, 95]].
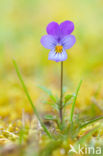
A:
[[41, 21, 76, 62]]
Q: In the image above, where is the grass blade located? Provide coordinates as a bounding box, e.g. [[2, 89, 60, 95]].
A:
[[80, 116, 103, 129], [13, 59, 52, 139], [70, 80, 82, 123]]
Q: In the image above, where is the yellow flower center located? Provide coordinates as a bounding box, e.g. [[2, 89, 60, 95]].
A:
[[55, 45, 63, 53]]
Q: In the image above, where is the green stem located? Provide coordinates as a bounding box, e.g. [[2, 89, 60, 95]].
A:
[[60, 61, 63, 124], [13, 59, 52, 139], [70, 80, 82, 123]]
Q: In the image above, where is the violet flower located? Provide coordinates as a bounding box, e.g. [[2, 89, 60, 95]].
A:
[[41, 21, 76, 62]]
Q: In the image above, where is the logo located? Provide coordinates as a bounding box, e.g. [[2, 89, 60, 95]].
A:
[[68, 144, 101, 155]]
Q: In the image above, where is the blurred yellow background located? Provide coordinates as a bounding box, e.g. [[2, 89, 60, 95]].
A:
[[0, 0, 103, 121]]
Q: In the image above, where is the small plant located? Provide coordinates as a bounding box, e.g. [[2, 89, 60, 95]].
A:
[[13, 21, 103, 144], [40, 21, 76, 125]]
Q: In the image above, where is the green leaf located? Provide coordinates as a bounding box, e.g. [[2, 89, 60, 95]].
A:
[[42, 100, 53, 105], [80, 116, 103, 129], [13, 59, 53, 139], [44, 115, 56, 120], [70, 80, 82, 123], [64, 94, 73, 103], [51, 103, 59, 112], [38, 86, 56, 102]]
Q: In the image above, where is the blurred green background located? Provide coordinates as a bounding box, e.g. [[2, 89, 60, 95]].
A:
[[0, 0, 103, 124]]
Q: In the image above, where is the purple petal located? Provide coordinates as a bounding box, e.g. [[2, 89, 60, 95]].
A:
[[61, 35, 76, 49], [60, 21, 74, 37], [48, 49, 67, 62], [40, 35, 57, 49], [46, 22, 60, 37]]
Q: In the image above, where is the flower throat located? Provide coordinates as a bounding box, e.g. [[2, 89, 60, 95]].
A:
[[55, 45, 63, 53]]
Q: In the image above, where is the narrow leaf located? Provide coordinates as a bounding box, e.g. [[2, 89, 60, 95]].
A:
[[13, 59, 52, 139], [65, 94, 73, 103], [80, 116, 103, 129], [38, 85, 56, 102], [44, 115, 56, 120], [51, 103, 59, 112], [70, 80, 82, 123]]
